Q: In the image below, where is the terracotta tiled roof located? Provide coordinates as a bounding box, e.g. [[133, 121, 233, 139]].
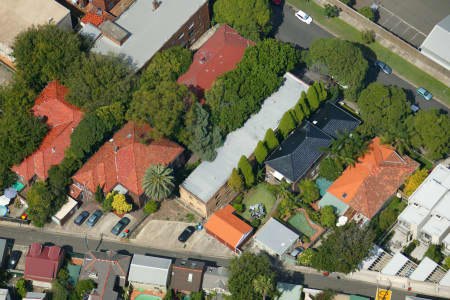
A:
[[72, 122, 184, 196], [327, 137, 419, 219], [12, 81, 84, 181], [81, 12, 105, 27], [205, 205, 253, 250], [178, 24, 255, 93]]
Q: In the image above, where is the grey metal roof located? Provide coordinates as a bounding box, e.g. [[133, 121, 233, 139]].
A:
[[254, 218, 299, 256], [181, 73, 309, 203], [420, 15, 450, 70], [409, 257, 437, 281], [202, 266, 229, 291], [265, 122, 332, 183], [92, 0, 208, 70], [128, 254, 171, 286], [381, 252, 408, 275]]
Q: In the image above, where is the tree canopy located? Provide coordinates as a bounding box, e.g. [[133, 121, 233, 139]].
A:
[[142, 164, 175, 201], [213, 0, 272, 41], [238, 155, 255, 187], [228, 168, 244, 191], [318, 157, 343, 181], [26, 181, 54, 227], [320, 205, 336, 227], [403, 169, 428, 196], [299, 179, 320, 204]]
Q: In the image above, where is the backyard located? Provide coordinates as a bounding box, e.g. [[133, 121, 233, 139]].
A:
[[238, 183, 277, 224]]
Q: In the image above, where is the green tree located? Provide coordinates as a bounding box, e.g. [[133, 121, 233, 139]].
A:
[[255, 141, 269, 164], [324, 4, 339, 18], [163, 289, 174, 300], [425, 245, 443, 263], [404, 169, 428, 196], [213, 0, 272, 41], [293, 101, 305, 124], [323, 131, 370, 168], [318, 157, 343, 181], [142, 164, 175, 200], [279, 111, 296, 138], [12, 24, 85, 91], [15, 278, 31, 298], [297, 91, 310, 117], [264, 128, 279, 151], [253, 275, 275, 300], [0, 165, 16, 191], [127, 81, 193, 140], [140, 46, 192, 90], [228, 252, 277, 300], [144, 200, 159, 215], [65, 53, 136, 112], [311, 221, 375, 273], [407, 109, 450, 159], [238, 155, 255, 187], [94, 185, 105, 203], [27, 181, 54, 227], [277, 197, 296, 219], [102, 192, 115, 212], [307, 85, 320, 111], [297, 248, 315, 266], [318, 82, 328, 101], [70, 279, 95, 300], [228, 168, 244, 191], [359, 7, 376, 21], [320, 206, 336, 227], [299, 179, 320, 204]]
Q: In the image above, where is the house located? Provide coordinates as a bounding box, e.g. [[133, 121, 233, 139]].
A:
[[205, 205, 253, 252], [170, 259, 205, 293], [420, 15, 450, 70], [397, 164, 450, 244], [319, 137, 419, 221], [128, 254, 172, 292], [202, 266, 229, 295], [12, 81, 84, 185], [0, 0, 72, 68], [265, 101, 360, 185], [70, 122, 184, 207], [92, 0, 210, 71], [254, 218, 299, 256], [179, 73, 309, 217], [79, 251, 131, 300], [178, 24, 255, 99], [23, 292, 46, 300], [276, 282, 303, 300], [0, 289, 11, 300], [51, 196, 78, 226], [24, 243, 64, 285]]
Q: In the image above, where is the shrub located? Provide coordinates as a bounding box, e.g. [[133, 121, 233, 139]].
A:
[[327, 85, 340, 102], [251, 218, 261, 228], [404, 169, 428, 196], [16, 278, 30, 297], [402, 241, 417, 257], [302, 235, 310, 243], [320, 206, 337, 227], [425, 245, 443, 263], [445, 256, 450, 270], [264, 128, 279, 151], [112, 193, 132, 215], [299, 179, 320, 204], [297, 248, 314, 266], [339, 0, 354, 7], [229, 168, 245, 191], [279, 111, 296, 138], [238, 156, 255, 187], [293, 101, 305, 124], [232, 203, 244, 213], [318, 82, 328, 101], [307, 85, 320, 112], [319, 157, 343, 181], [94, 185, 105, 203], [361, 30, 376, 44], [102, 192, 115, 212], [324, 4, 339, 18], [297, 91, 310, 117], [359, 7, 376, 22], [144, 200, 159, 215], [234, 195, 244, 204], [254, 141, 269, 165]]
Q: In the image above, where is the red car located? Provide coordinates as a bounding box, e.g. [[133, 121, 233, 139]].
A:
[[272, 0, 281, 5]]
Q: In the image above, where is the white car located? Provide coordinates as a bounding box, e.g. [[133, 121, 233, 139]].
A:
[[295, 10, 313, 24]]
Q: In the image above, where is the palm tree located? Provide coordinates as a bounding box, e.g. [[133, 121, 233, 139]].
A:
[[142, 164, 175, 201], [253, 275, 274, 300]]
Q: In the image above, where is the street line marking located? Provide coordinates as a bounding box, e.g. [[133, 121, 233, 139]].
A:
[[378, 5, 427, 36]]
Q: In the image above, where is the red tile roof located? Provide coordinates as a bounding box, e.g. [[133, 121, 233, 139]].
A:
[[205, 205, 253, 250], [81, 12, 105, 27], [327, 137, 419, 219], [178, 24, 255, 94], [24, 243, 64, 283], [12, 81, 84, 182], [71, 122, 184, 196]]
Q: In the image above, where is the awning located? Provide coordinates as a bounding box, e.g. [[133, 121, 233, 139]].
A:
[[4, 187, 17, 199]]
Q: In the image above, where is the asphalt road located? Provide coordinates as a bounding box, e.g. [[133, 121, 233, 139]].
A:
[[273, 4, 449, 113]]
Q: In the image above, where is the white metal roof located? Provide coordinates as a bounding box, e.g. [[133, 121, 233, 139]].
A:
[[381, 252, 408, 275], [93, 0, 208, 70], [397, 204, 429, 226], [420, 15, 450, 70], [440, 270, 450, 287], [431, 192, 450, 220], [421, 214, 450, 239], [254, 218, 299, 256], [443, 233, 450, 245], [181, 73, 309, 203], [409, 257, 438, 281], [128, 254, 172, 286], [53, 196, 78, 221]]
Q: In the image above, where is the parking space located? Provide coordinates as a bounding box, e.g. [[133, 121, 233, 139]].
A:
[[135, 220, 234, 258]]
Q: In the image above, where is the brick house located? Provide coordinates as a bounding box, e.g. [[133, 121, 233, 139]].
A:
[[70, 122, 184, 207], [12, 81, 84, 185]]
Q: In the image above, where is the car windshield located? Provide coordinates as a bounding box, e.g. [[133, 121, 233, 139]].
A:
[[305, 14, 310, 19], [424, 91, 430, 96]]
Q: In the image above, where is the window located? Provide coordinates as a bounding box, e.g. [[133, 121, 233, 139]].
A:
[[342, 193, 347, 198], [188, 21, 195, 30], [178, 33, 185, 40], [188, 273, 193, 282]]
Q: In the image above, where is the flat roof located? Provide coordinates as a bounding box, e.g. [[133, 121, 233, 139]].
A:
[[432, 192, 450, 219], [0, 0, 69, 49], [443, 233, 450, 245], [255, 218, 299, 256], [420, 15, 450, 70], [359, 245, 386, 270], [397, 204, 430, 226], [409, 257, 437, 281], [53, 196, 78, 220], [421, 214, 450, 239], [381, 252, 408, 276], [277, 282, 303, 300], [92, 0, 207, 70], [409, 164, 450, 209], [181, 73, 309, 203], [129, 254, 171, 286], [439, 270, 450, 287]]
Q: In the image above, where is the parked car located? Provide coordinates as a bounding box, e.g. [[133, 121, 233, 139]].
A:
[[7, 250, 21, 269], [272, 0, 281, 5], [410, 104, 420, 113], [295, 10, 313, 24], [74, 211, 90, 226], [417, 88, 432, 101], [86, 210, 103, 227], [374, 61, 392, 74], [111, 217, 131, 236], [178, 226, 196, 242], [290, 246, 305, 258]]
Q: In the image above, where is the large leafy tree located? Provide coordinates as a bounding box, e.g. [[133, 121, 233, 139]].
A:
[[323, 131, 370, 168], [127, 81, 193, 140], [298, 179, 320, 204], [228, 168, 244, 191], [407, 109, 450, 159], [70, 280, 95, 300], [228, 252, 277, 300], [238, 155, 254, 187], [27, 181, 54, 227], [213, 0, 272, 41], [142, 164, 175, 201], [65, 53, 136, 112], [253, 275, 275, 300], [307, 38, 368, 99], [320, 205, 336, 227], [140, 46, 192, 90], [311, 221, 375, 273], [264, 128, 279, 152], [12, 24, 85, 91], [318, 157, 343, 181]]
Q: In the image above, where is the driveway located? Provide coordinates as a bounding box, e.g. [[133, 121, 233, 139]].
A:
[[135, 220, 234, 259]]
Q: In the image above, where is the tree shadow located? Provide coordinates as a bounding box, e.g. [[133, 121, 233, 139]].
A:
[[403, 88, 417, 105], [269, 2, 285, 38]]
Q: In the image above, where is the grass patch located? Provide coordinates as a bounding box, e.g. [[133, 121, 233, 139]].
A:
[[408, 150, 434, 170], [286, 0, 450, 105], [370, 197, 406, 242], [288, 212, 317, 237], [240, 183, 276, 222]]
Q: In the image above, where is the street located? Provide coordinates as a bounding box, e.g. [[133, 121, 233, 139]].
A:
[[273, 4, 449, 113]]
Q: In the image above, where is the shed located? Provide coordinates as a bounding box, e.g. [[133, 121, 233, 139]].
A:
[[254, 218, 299, 256], [51, 196, 78, 226]]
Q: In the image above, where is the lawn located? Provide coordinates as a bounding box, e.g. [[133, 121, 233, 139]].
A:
[[240, 183, 277, 222], [288, 211, 317, 238], [286, 0, 450, 105]]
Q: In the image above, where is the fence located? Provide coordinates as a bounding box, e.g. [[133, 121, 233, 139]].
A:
[[0, 216, 30, 225]]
